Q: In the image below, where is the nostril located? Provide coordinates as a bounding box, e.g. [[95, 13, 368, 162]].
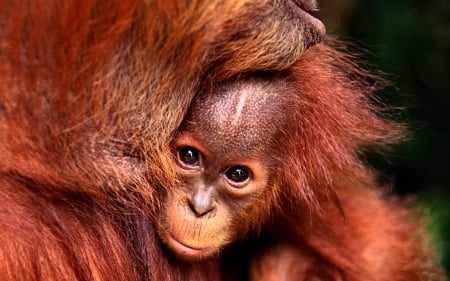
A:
[[187, 196, 214, 217]]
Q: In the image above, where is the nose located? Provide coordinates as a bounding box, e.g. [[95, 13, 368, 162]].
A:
[[188, 191, 215, 217]]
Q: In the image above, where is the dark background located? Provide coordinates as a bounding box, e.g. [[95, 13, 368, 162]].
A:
[[318, 0, 449, 276]]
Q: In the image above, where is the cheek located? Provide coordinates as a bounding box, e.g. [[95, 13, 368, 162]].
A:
[[157, 191, 234, 258]]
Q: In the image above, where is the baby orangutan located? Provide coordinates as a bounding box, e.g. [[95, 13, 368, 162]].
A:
[[160, 76, 291, 259], [157, 51, 443, 279]]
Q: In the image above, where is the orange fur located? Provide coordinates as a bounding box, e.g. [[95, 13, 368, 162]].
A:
[[0, 0, 445, 280]]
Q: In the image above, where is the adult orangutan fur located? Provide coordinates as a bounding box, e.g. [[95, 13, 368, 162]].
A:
[[0, 0, 445, 280]]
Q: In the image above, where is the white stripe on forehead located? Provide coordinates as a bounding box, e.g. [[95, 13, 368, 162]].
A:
[[186, 79, 288, 155], [231, 88, 250, 126]]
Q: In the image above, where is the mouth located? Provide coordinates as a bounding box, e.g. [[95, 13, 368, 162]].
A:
[[287, 0, 326, 41], [291, 0, 319, 13], [163, 231, 208, 258]]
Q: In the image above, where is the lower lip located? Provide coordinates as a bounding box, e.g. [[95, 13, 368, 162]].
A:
[[165, 233, 206, 257]]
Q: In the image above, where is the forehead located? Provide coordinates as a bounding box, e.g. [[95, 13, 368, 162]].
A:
[[184, 79, 289, 158]]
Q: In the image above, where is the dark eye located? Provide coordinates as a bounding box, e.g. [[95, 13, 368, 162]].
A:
[[225, 166, 251, 184], [178, 146, 200, 166]]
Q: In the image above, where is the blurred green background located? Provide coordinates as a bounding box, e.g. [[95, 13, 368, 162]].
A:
[[318, 0, 449, 276]]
